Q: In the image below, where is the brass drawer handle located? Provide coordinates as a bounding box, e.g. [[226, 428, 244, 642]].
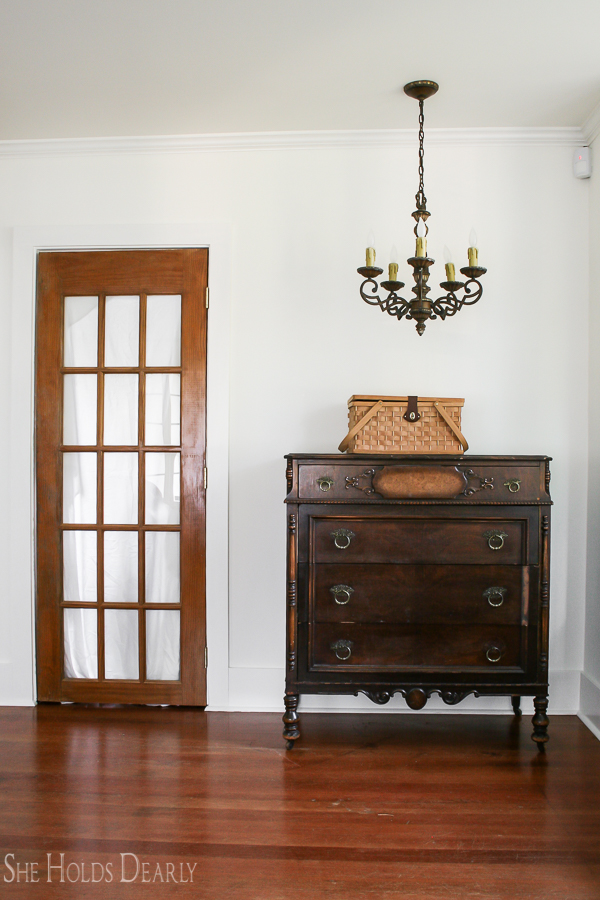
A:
[[330, 584, 354, 605], [485, 644, 504, 663], [483, 529, 508, 551], [317, 476, 334, 492], [504, 479, 521, 493], [331, 639, 353, 661], [483, 586, 507, 607], [331, 528, 355, 550]]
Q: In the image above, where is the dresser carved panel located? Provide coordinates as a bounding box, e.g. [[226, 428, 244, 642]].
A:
[[283, 454, 551, 751]]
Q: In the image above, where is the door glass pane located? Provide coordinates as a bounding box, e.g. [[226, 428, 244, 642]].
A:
[[146, 295, 181, 366], [145, 532, 180, 603], [105, 296, 139, 367], [63, 374, 97, 445], [64, 297, 98, 367], [145, 374, 180, 446], [63, 531, 97, 603], [146, 610, 180, 680], [105, 610, 139, 679], [104, 532, 138, 604], [64, 608, 98, 678], [145, 453, 180, 524], [63, 453, 97, 524], [104, 374, 138, 446], [104, 453, 138, 524]]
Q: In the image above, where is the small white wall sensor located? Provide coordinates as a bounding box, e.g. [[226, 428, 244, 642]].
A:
[[573, 146, 592, 179]]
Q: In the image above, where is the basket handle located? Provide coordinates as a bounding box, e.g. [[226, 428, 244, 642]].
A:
[[338, 400, 384, 452], [433, 400, 469, 452]]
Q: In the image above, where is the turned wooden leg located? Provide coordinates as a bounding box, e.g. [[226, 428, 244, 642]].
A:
[[531, 694, 549, 750], [511, 695, 522, 717], [282, 693, 300, 749]]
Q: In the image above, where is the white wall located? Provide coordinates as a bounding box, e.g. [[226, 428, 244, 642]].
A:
[[0, 133, 589, 715], [582, 135, 600, 737]]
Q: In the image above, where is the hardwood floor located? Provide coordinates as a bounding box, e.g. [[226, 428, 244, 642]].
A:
[[0, 706, 599, 899]]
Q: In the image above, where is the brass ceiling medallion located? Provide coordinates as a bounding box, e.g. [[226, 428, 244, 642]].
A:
[[357, 80, 487, 335]]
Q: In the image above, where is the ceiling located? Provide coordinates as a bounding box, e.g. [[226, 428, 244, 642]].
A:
[[0, 0, 599, 140]]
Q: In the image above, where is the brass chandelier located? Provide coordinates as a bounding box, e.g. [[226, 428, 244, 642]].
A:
[[357, 80, 487, 336]]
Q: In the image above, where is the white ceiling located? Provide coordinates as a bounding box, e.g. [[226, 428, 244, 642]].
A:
[[0, 0, 599, 140]]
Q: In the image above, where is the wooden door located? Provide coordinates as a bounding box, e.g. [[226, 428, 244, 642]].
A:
[[35, 249, 207, 705]]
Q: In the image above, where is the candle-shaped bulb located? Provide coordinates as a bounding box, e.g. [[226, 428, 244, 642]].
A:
[[443, 245, 455, 282], [468, 228, 478, 267], [415, 217, 427, 257], [388, 245, 399, 282], [366, 231, 376, 267]]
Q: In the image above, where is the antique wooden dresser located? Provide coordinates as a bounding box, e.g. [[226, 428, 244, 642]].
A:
[[283, 454, 551, 750]]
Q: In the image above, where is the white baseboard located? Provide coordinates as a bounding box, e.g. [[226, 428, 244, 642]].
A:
[[222, 667, 286, 711], [212, 667, 581, 715], [0, 661, 35, 706], [579, 672, 600, 740]]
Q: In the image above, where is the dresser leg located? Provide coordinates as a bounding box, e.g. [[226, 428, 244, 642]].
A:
[[531, 694, 549, 750], [282, 693, 300, 749], [511, 695, 522, 717]]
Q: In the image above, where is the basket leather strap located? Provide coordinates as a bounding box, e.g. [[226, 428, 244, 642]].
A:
[[403, 395, 421, 422], [338, 400, 385, 452], [433, 400, 469, 451]]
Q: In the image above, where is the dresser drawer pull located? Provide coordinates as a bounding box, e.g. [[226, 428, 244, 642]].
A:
[[483, 586, 507, 607], [485, 644, 504, 663], [331, 639, 354, 661], [483, 530, 508, 551], [317, 476, 334, 492], [504, 479, 521, 493], [331, 528, 356, 549], [330, 584, 354, 605]]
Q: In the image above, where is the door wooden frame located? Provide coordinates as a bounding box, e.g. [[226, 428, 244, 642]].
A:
[[9, 225, 231, 708]]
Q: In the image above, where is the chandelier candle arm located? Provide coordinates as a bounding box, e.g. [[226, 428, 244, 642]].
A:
[[356, 80, 487, 336]]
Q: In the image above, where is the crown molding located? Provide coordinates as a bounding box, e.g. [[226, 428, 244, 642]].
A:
[[582, 102, 600, 146], [0, 126, 584, 158]]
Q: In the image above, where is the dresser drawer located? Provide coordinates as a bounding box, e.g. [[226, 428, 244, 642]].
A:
[[312, 564, 528, 625], [311, 624, 522, 670], [312, 517, 526, 565], [298, 461, 547, 503]]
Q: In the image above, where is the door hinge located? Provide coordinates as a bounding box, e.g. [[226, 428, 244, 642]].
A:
[[203, 466, 207, 490], [205, 286, 210, 308], [204, 646, 208, 668]]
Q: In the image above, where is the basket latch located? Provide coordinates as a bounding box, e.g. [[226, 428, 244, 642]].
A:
[[403, 395, 421, 423]]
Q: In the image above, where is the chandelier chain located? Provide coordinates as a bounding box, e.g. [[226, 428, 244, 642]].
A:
[[416, 99, 427, 212]]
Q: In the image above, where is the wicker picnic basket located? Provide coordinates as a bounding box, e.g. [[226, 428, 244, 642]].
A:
[[338, 395, 468, 455]]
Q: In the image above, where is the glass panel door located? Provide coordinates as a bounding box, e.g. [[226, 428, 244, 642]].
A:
[[36, 250, 207, 705]]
